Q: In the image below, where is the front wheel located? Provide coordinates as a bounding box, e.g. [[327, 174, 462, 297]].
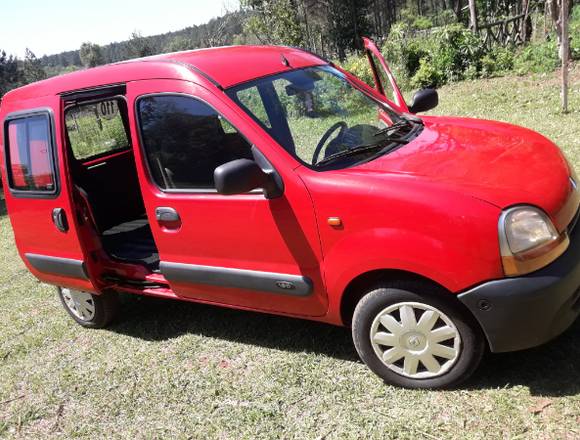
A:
[[352, 281, 485, 389], [57, 287, 119, 328]]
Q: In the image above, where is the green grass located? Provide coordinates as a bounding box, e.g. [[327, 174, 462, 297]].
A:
[[1, 68, 580, 439]]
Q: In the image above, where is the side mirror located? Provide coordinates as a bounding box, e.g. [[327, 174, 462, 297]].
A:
[[408, 88, 438, 113], [214, 159, 282, 199]]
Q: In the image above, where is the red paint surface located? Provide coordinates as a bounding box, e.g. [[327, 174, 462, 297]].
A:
[[1, 45, 576, 326]]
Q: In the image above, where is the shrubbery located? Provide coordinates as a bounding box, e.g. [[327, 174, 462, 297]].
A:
[[340, 6, 579, 92]]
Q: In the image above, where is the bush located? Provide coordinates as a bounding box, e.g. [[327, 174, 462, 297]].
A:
[[410, 58, 444, 88], [571, 5, 580, 60], [481, 47, 514, 77], [342, 54, 374, 86], [513, 39, 559, 74], [405, 24, 486, 87]]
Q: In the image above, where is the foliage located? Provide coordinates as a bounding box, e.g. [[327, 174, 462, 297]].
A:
[[22, 49, 46, 84], [242, 0, 305, 47], [342, 54, 374, 86], [0, 51, 22, 96], [411, 58, 445, 88], [79, 42, 104, 68], [513, 39, 560, 74], [125, 31, 155, 59], [65, 102, 128, 159], [326, 0, 371, 60], [480, 47, 514, 77], [1, 2, 577, 98], [571, 4, 580, 60], [163, 36, 195, 53]]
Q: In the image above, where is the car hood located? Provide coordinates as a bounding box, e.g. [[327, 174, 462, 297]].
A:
[[351, 116, 576, 226]]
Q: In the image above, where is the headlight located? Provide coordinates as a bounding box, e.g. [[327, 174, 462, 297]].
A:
[[499, 206, 569, 276]]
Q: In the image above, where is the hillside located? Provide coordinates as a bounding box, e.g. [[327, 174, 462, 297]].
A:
[[40, 11, 246, 70]]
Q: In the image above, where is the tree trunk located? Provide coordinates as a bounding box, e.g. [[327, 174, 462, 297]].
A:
[[521, 0, 530, 41], [468, 0, 478, 32], [561, 0, 569, 112], [453, 0, 463, 22]]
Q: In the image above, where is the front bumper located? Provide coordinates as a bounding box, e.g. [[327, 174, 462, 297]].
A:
[[458, 224, 580, 353]]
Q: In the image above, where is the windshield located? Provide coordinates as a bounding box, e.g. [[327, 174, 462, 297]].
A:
[[226, 66, 419, 170]]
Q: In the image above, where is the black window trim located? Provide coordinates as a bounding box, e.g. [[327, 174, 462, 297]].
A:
[[3, 107, 60, 199], [64, 95, 132, 163], [134, 92, 267, 195]]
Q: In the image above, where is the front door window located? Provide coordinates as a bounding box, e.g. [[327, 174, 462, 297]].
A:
[[136, 95, 253, 190]]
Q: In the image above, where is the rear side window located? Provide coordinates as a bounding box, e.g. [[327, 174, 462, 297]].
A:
[[137, 95, 253, 190], [5, 114, 56, 193], [65, 98, 130, 160]]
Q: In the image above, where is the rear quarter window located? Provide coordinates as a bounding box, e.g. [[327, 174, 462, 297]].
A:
[[65, 98, 130, 160], [4, 114, 56, 193]]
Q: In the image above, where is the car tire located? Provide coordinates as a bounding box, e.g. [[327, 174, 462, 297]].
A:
[[352, 280, 485, 389], [57, 287, 119, 328]]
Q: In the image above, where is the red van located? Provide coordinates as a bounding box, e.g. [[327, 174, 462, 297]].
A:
[[1, 41, 579, 389]]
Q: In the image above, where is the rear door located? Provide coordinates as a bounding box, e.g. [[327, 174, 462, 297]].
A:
[[1, 95, 101, 292], [363, 37, 409, 113]]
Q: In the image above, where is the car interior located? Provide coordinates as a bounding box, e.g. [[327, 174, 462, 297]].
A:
[[65, 96, 160, 271], [64, 93, 255, 273]]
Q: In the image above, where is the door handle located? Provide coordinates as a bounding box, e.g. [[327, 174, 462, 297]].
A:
[[155, 207, 181, 227], [52, 208, 69, 232]]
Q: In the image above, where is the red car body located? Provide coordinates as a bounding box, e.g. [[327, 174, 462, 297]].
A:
[[1, 42, 579, 385]]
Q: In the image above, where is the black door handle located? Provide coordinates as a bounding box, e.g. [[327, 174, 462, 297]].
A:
[[52, 208, 69, 232], [155, 207, 180, 223]]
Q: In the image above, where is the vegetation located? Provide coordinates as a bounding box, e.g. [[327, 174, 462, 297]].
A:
[[65, 100, 129, 159], [0, 64, 579, 440], [0, 2, 578, 99]]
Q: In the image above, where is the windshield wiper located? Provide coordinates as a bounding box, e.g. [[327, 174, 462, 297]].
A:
[[314, 138, 406, 168], [373, 120, 413, 137]]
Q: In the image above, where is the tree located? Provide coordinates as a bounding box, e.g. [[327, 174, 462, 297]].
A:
[[242, 0, 305, 46], [23, 48, 46, 83], [327, 0, 371, 60], [164, 36, 195, 53], [79, 42, 104, 68], [468, 0, 478, 32], [125, 31, 155, 59], [0, 50, 21, 96], [546, 0, 572, 111]]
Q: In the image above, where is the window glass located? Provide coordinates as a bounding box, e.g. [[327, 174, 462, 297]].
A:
[[65, 99, 130, 160], [228, 66, 408, 168], [6, 115, 56, 192], [137, 95, 253, 190], [368, 52, 393, 101], [236, 88, 271, 128]]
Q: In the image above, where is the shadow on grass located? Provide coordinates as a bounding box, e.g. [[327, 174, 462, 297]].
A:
[[112, 295, 358, 362], [112, 294, 580, 396], [0, 196, 7, 217], [468, 318, 580, 396]]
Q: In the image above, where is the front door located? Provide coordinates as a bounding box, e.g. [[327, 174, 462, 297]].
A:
[[127, 79, 327, 317], [1, 95, 100, 292]]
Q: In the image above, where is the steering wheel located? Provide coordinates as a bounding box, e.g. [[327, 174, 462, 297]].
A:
[[312, 121, 347, 165]]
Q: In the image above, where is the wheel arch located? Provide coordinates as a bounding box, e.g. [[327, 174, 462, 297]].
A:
[[339, 268, 455, 326]]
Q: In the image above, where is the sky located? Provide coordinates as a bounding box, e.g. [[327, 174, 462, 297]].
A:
[[0, 0, 240, 58]]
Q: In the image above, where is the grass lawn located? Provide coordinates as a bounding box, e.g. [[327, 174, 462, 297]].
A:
[[1, 67, 580, 439]]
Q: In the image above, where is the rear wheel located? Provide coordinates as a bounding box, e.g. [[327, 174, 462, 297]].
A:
[[352, 281, 484, 389], [57, 287, 119, 328]]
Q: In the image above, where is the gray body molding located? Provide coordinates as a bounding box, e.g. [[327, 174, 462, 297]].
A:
[[25, 253, 88, 280], [160, 262, 313, 296]]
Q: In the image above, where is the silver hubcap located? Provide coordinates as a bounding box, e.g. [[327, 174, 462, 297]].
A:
[[370, 302, 461, 379], [61, 288, 96, 322]]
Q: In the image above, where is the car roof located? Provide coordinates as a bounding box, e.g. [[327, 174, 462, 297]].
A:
[[2, 45, 327, 103]]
